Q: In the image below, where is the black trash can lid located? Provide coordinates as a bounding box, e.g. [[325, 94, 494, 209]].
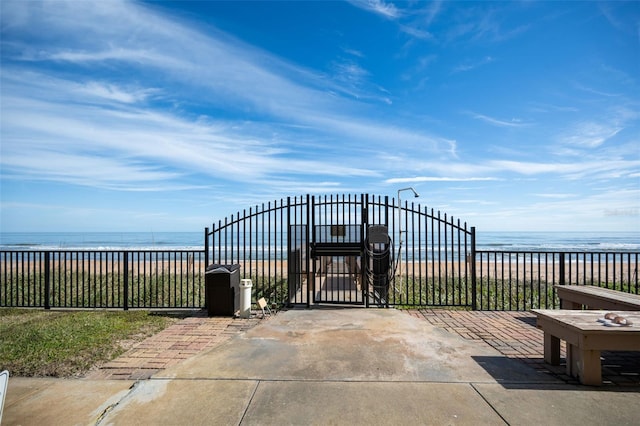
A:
[[206, 264, 241, 273]]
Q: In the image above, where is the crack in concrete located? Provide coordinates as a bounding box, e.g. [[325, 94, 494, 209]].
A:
[[94, 381, 140, 426]]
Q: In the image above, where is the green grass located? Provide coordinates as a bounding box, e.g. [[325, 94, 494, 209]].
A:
[[0, 309, 177, 377]]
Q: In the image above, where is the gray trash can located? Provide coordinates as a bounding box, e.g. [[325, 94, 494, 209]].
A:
[[205, 264, 240, 316]]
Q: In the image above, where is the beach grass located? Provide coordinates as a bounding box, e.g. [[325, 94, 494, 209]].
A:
[[0, 308, 177, 377], [2, 264, 637, 310], [2, 270, 206, 308], [386, 276, 559, 310]]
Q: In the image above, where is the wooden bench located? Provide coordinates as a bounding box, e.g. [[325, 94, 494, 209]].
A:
[[554, 285, 640, 310], [532, 309, 640, 385]]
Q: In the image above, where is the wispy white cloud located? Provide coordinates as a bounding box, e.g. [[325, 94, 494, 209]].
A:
[[597, 2, 638, 36], [609, 106, 640, 124], [47, 48, 189, 70], [600, 64, 637, 87], [385, 176, 499, 184], [77, 82, 158, 104], [399, 25, 435, 41], [348, 0, 401, 19], [598, 2, 624, 30], [470, 112, 530, 128], [452, 56, 494, 73], [572, 82, 622, 98], [394, 2, 442, 43], [443, 5, 530, 44], [382, 153, 640, 185], [400, 54, 437, 87], [533, 193, 576, 199], [342, 47, 364, 58], [420, 0, 443, 27], [1, 150, 194, 191], [489, 159, 640, 179], [559, 121, 622, 148], [331, 60, 370, 87], [528, 102, 579, 114], [454, 199, 497, 206], [1, 74, 382, 191]]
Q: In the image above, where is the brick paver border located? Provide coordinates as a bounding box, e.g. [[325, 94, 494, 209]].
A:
[[86, 315, 263, 380]]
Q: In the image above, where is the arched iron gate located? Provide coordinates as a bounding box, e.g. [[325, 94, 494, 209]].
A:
[[205, 194, 476, 309]]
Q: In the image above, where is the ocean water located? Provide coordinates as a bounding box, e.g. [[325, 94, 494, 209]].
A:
[[0, 232, 203, 251], [474, 231, 640, 252], [0, 231, 638, 253]]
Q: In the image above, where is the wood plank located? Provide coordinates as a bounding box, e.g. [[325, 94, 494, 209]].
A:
[[554, 285, 640, 310], [579, 349, 602, 386], [543, 332, 560, 365], [533, 310, 640, 335]]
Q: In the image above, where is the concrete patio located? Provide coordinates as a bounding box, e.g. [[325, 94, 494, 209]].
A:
[[4, 308, 640, 425]]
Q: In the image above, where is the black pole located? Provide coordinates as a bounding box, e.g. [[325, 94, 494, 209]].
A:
[[363, 193, 369, 308], [204, 227, 209, 268], [44, 251, 50, 310], [123, 253, 129, 311], [471, 227, 477, 311], [306, 194, 311, 308]]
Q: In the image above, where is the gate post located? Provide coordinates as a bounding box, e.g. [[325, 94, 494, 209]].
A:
[[286, 197, 292, 308], [123, 253, 129, 311], [362, 193, 369, 308], [471, 227, 477, 311], [306, 194, 311, 308], [44, 251, 50, 310], [204, 227, 209, 268]]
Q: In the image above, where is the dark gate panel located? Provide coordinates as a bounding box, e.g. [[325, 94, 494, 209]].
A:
[[311, 195, 366, 305]]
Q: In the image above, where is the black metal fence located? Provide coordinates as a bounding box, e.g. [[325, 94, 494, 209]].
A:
[[1, 249, 638, 311], [475, 251, 639, 310], [1, 250, 205, 309]]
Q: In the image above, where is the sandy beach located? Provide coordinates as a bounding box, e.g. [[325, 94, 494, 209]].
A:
[[232, 258, 637, 286]]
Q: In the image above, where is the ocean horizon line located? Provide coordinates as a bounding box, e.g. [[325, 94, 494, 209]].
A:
[[1, 230, 638, 253]]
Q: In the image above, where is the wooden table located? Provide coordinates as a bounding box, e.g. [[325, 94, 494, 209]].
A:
[[532, 309, 640, 385], [554, 285, 640, 310]]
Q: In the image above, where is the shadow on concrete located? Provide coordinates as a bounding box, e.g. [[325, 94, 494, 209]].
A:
[[472, 355, 640, 390]]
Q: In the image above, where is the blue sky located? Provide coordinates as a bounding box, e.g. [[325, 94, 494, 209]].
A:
[[1, 0, 638, 233]]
